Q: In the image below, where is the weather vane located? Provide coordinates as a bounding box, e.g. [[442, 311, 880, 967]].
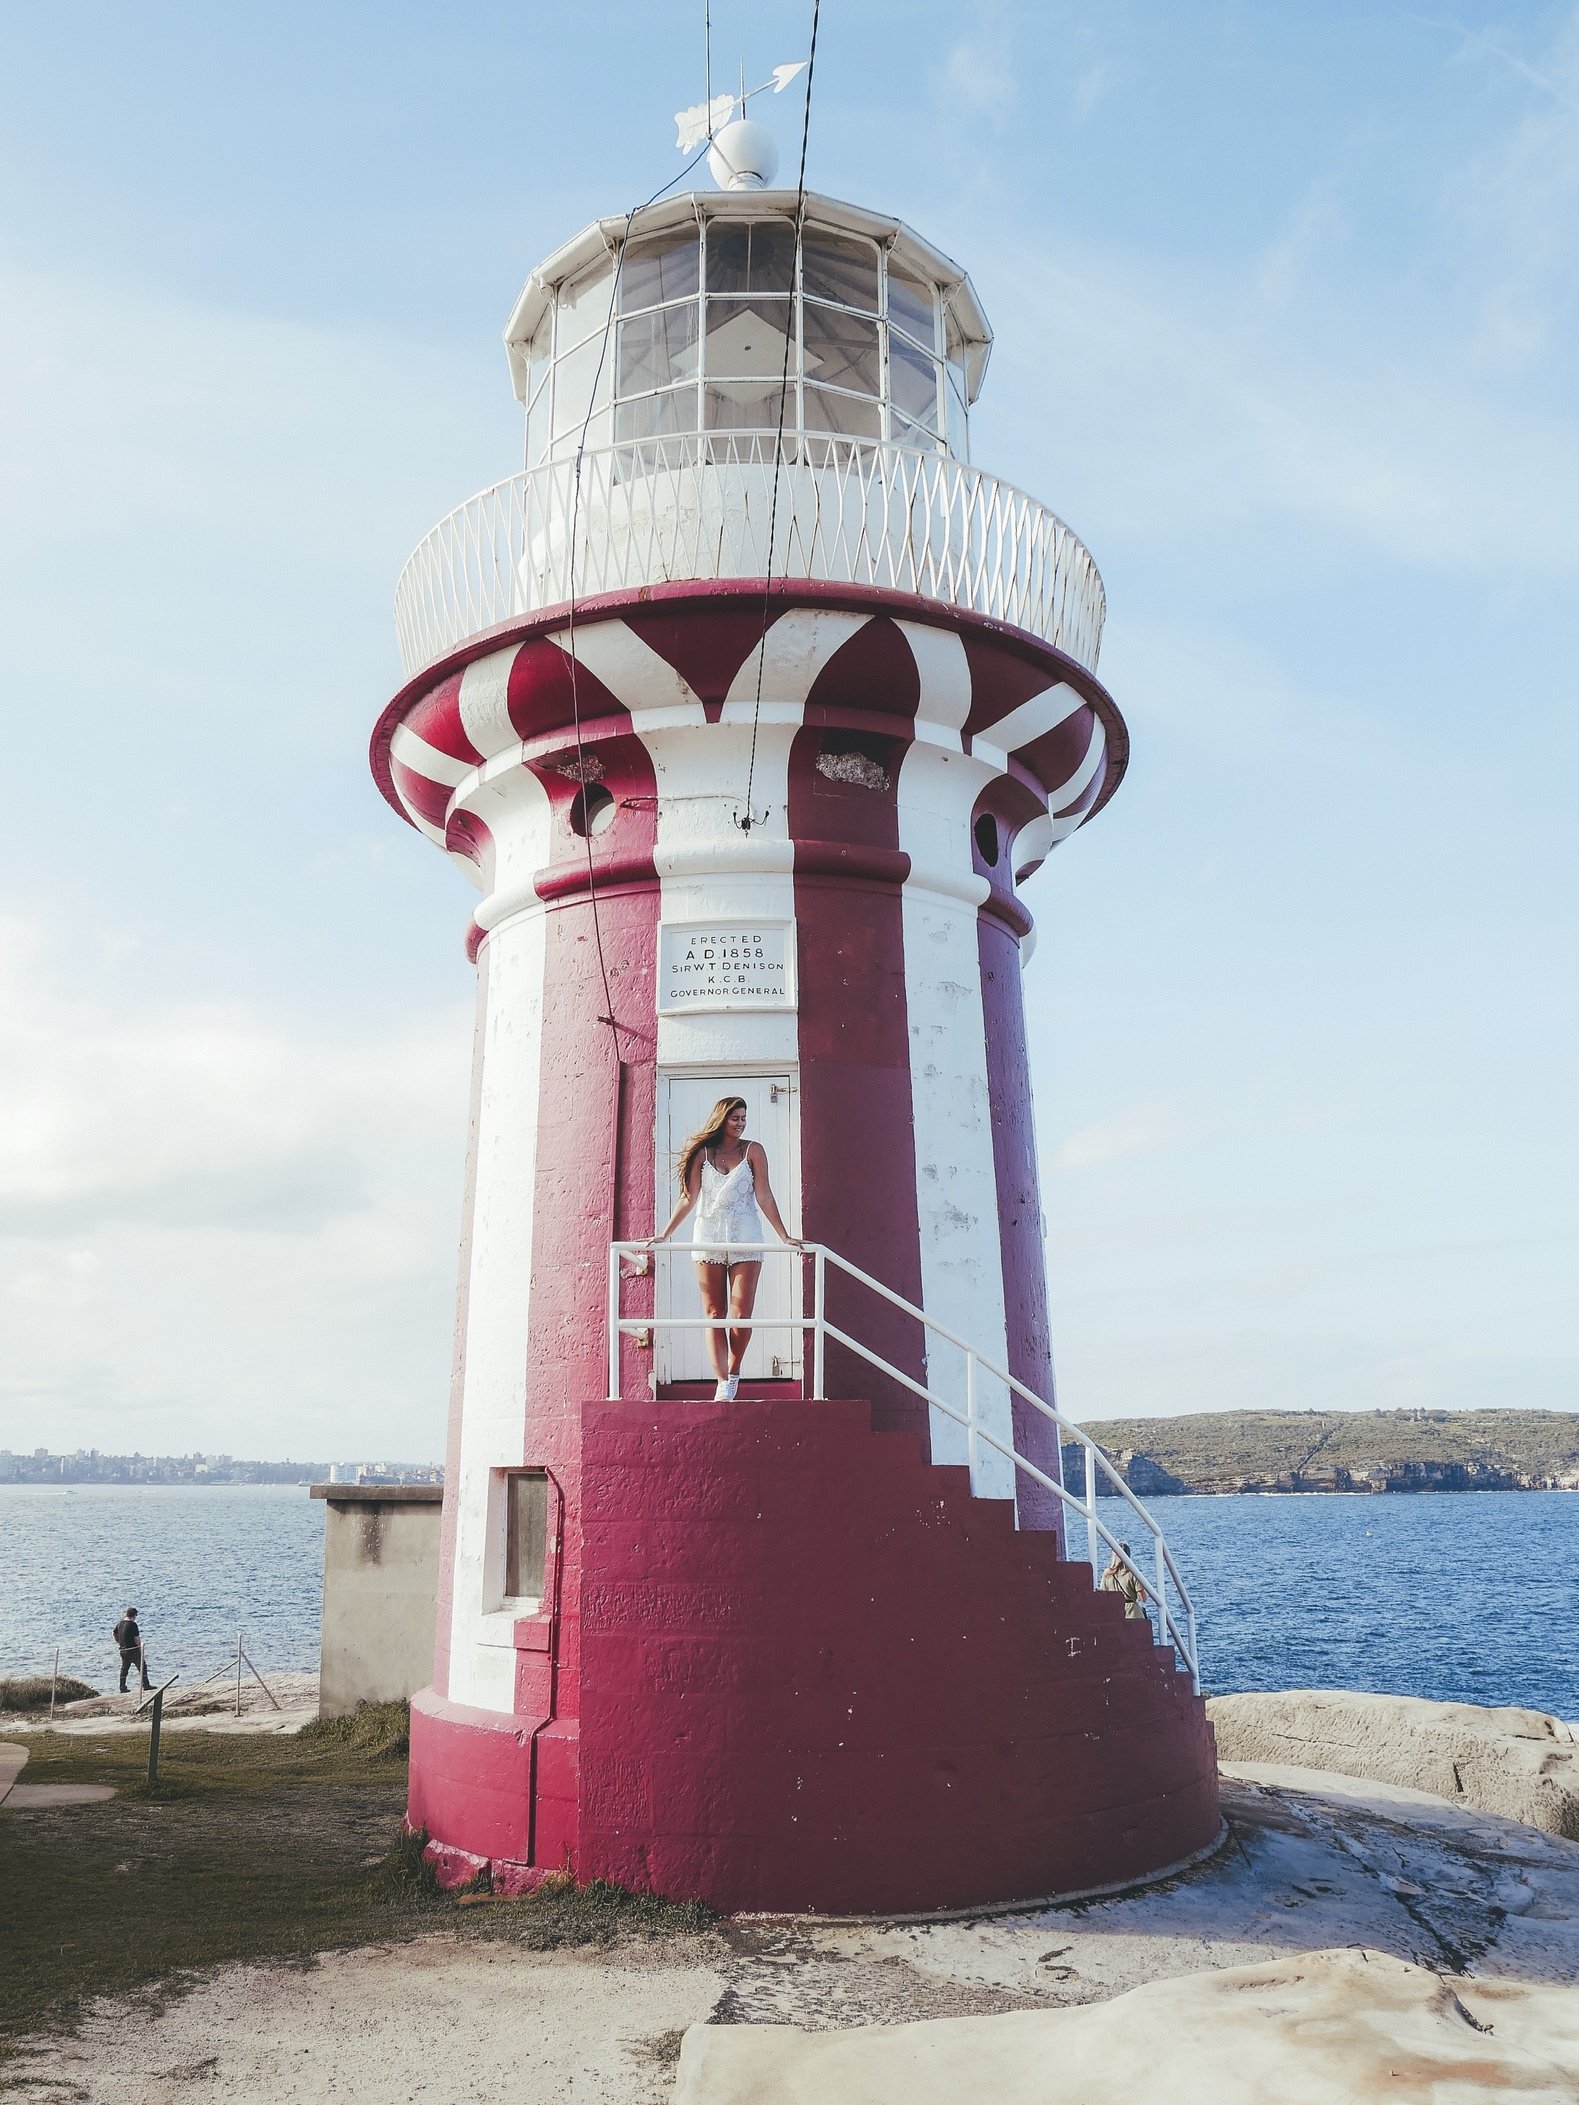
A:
[[674, 61, 806, 154]]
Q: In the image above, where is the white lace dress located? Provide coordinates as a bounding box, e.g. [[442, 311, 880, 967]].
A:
[[692, 1154, 765, 1266]]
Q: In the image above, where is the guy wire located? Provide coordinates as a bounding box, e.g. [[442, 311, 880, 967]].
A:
[[563, 140, 712, 1060], [737, 0, 822, 834]]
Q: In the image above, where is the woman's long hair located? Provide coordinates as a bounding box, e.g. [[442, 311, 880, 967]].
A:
[[677, 1097, 747, 1194]]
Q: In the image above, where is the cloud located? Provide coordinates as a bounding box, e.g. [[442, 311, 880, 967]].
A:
[[0, 913, 471, 1457], [941, 40, 1016, 116], [1442, 12, 1579, 371], [1053, 1101, 1190, 1172], [976, 227, 1579, 583]]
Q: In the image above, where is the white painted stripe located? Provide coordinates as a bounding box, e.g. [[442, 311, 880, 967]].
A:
[[723, 609, 869, 714], [391, 775, 448, 848], [894, 620, 971, 749], [622, 609, 843, 1382], [459, 765, 555, 938], [896, 739, 1016, 1505], [1048, 719, 1107, 814], [979, 679, 1084, 755], [457, 646, 522, 759], [446, 911, 549, 1712], [391, 721, 475, 790], [1011, 813, 1055, 881], [551, 619, 707, 722]]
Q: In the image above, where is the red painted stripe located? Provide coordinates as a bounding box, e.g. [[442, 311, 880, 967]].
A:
[[390, 756, 455, 832], [372, 580, 1127, 835], [977, 907, 1064, 1538], [406, 667, 484, 766], [791, 621, 927, 1429]]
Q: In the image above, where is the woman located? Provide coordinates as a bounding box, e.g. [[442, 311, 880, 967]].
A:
[[654, 1096, 798, 1400]]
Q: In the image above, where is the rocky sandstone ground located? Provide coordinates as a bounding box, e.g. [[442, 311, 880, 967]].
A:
[[6, 1751, 1579, 2102]]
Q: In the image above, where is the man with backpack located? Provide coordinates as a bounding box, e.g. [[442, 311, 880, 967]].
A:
[[113, 1606, 151, 1693]]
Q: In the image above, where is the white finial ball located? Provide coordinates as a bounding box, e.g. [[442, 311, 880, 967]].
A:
[[708, 117, 779, 191]]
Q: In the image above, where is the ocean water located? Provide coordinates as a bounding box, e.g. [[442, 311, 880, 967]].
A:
[[0, 1485, 324, 1689], [3, 1483, 1576, 1718], [1088, 1489, 1579, 1719]]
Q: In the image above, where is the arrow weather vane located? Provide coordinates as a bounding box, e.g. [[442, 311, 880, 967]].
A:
[[674, 61, 807, 152]]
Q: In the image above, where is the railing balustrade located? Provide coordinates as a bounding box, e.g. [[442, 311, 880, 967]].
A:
[[395, 434, 1107, 679], [607, 1239, 1199, 1690]]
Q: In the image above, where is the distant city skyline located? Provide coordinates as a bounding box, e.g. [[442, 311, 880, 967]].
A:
[[0, 1449, 443, 1486], [1, 1, 1575, 1456]]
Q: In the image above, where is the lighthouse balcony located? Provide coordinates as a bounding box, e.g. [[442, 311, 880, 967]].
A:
[[392, 432, 1107, 681]]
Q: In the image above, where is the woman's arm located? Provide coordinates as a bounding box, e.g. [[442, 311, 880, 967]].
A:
[[747, 1143, 799, 1244], [654, 1158, 702, 1242]]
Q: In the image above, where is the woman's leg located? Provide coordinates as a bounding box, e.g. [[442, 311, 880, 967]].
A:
[[696, 1262, 729, 1380], [725, 1261, 761, 1375]]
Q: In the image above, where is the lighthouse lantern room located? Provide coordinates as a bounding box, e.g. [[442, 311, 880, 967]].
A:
[[372, 105, 1219, 1914]]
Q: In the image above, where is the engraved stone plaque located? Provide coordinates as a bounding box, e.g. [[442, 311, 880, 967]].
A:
[[658, 923, 794, 1013]]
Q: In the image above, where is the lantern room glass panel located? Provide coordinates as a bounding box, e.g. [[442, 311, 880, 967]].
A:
[[803, 385, 882, 439], [615, 386, 700, 442], [803, 304, 880, 397], [706, 220, 796, 297], [618, 232, 701, 313], [704, 377, 793, 432], [557, 260, 614, 349], [618, 304, 701, 393], [802, 230, 879, 313], [889, 332, 941, 430], [887, 259, 938, 352]]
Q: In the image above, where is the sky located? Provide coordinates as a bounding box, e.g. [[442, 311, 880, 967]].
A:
[[0, 1, 1574, 1460]]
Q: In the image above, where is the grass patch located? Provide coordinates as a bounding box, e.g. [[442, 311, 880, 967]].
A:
[[0, 1726, 432, 2051], [0, 1721, 719, 2058], [297, 1699, 410, 1760], [473, 1876, 718, 1951], [0, 1677, 99, 1712]]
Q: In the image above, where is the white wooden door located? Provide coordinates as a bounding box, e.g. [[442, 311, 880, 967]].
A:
[[656, 1073, 801, 1384]]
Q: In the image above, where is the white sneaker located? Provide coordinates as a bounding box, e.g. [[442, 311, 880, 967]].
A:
[[713, 1379, 730, 1400], [724, 1375, 740, 1401]]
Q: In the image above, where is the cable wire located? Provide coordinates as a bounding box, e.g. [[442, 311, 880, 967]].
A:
[[737, 0, 822, 834], [561, 141, 713, 1059]]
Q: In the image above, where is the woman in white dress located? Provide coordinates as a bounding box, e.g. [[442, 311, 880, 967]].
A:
[[654, 1095, 798, 1400]]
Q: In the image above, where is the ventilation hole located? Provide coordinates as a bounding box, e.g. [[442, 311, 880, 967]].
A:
[[569, 784, 617, 838], [974, 813, 1001, 867]]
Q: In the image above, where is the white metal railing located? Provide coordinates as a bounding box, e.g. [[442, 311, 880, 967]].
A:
[[608, 1239, 1198, 1689], [394, 433, 1107, 679]]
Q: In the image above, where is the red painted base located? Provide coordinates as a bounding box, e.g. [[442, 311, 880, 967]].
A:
[[408, 1398, 1218, 1915]]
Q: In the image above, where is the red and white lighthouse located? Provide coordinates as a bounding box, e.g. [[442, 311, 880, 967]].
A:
[[373, 119, 1219, 1913]]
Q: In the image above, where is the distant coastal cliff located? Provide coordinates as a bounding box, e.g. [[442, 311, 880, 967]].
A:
[[1063, 1408, 1579, 1496]]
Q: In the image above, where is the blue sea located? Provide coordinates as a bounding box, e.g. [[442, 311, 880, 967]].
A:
[[1, 1484, 1575, 1717], [0, 1485, 324, 1689]]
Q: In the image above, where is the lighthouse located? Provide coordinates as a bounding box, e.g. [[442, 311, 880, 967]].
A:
[[373, 107, 1219, 1913]]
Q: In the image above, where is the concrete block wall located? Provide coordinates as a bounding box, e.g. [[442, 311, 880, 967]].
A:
[[312, 1486, 443, 1717]]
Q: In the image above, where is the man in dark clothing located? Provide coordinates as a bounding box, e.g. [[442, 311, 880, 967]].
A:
[[114, 1606, 150, 1692]]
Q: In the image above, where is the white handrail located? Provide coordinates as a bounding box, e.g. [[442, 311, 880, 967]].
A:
[[607, 1239, 1199, 1689], [393, 433, 1107, 678]]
